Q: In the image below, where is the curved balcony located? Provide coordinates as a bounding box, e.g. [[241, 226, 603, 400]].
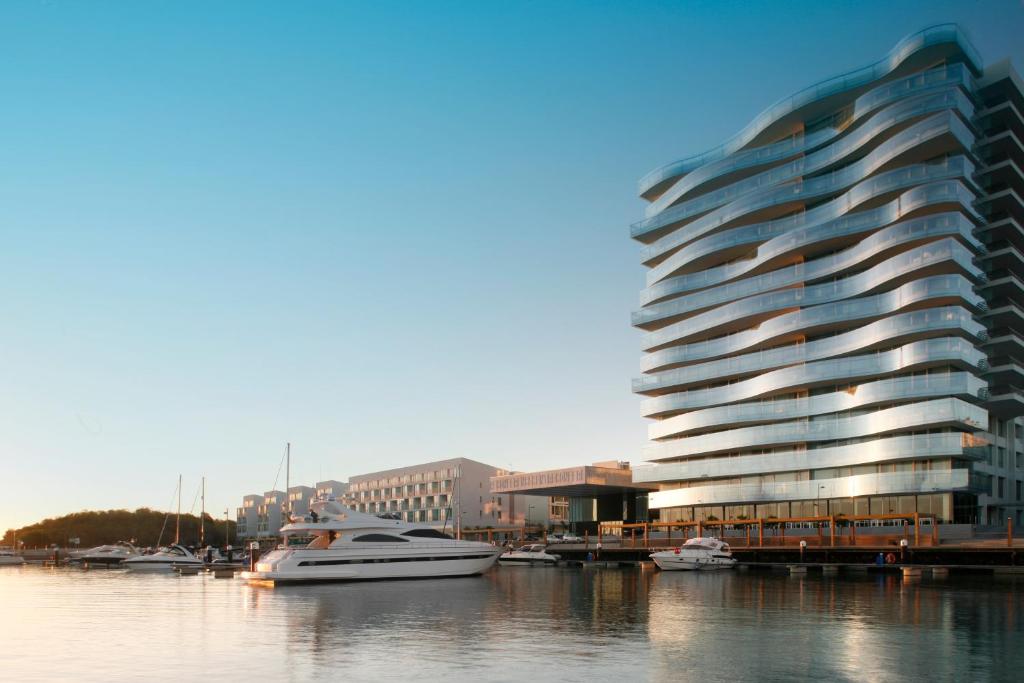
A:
[[641, 239, 979, 352], [644, 397, 986, 461], [649, 372, 987, 442], [639, 181, 981, 308], [637, 24, 981, 201], [641, 274, 983, 373], [642, 116, 976, 272], [640, 337, 986, 418], [636, 306, 984, 396], [633, 432, 988, 483], [642, 63, 977, 210], [648, 468, 980, 508], [644, 86, 974, 222], [635, 211, 980, 329]]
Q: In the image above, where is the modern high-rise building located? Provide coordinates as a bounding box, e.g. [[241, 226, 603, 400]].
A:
[[631, 25, 1024, 526]]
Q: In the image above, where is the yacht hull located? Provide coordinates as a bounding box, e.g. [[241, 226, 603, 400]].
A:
[[242, 547, 501, 583], [650, 553, 736, 571]]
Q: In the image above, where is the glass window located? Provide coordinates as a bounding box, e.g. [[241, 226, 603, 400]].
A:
[[352, 534, 408, 543]]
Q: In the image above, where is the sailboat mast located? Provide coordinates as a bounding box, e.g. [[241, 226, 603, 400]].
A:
[[200, 476, 205, 547], [175, 474, 182, 544], [285, 442, 291, 523]]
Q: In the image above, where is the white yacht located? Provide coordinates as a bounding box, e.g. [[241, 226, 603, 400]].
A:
[[0, 549, 25, 566], [498, 544, 560, 566], [122, 544, 204, 572], [650, 537, 737, 571], [71, 542, 140, 566], [241, 501, 501, 584]]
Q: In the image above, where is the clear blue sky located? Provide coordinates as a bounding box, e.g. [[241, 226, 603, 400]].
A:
[[2, 1, 1021, 531]]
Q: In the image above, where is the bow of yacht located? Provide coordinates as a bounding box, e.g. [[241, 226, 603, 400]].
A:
[[241, 501, 501, 584]]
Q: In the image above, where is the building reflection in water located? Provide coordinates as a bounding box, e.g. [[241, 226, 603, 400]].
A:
[[236, 568, 1022, 680]]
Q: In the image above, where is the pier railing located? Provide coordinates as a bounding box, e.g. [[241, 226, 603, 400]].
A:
[[596, 513, 940, 548]]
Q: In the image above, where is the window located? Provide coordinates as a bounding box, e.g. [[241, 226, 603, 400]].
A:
[[352, 534, 408, 543], [401, 529, 451, 539], [1017, 481, 1022, 502]]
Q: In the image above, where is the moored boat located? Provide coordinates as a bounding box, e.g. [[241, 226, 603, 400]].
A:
[[122, 544, 204, 572], [71, 542, 140, 566], [498, 544, 560, 566], [0, 549, 26, 566], [241, 500, 501, 584], [650, 537, 737, 571]]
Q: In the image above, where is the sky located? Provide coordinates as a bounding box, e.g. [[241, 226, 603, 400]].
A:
[[1, 0, 1022, 532]]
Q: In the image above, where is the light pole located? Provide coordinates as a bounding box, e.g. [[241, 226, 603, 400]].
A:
[[815, 485, 826, 515]]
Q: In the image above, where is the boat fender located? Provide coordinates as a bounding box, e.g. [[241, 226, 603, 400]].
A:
[[674, 548, 681, 555], [885, 552, 896, 565]]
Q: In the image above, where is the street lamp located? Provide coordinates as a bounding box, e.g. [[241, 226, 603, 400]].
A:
[[815, 484, 826, 515]]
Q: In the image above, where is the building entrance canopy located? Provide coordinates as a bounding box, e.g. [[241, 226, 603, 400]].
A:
[[490, 463, 657, 497]]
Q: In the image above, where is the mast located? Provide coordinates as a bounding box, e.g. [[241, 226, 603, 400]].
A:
[[175, 473, 182, 544], [285, 442, 291, 524], [200, 476, 205, 547]]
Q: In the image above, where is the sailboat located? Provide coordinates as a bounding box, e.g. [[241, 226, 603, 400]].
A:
[[124, 475, 203, 572]]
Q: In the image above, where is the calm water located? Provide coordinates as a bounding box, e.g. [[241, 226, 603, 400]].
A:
[[1, 564, 1021, 682]]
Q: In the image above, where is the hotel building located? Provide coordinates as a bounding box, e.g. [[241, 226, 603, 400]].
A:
[[343, 457, 547, 530], [631, 25, 1024, 525]]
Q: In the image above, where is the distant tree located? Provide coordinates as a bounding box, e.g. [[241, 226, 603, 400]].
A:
[[2, 509, 237, 548]]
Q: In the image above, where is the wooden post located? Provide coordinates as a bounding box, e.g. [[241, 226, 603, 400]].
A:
[[758, 519, 763, 547], [817, 521, 823, 546], [643, 523, 648, 546], [1009, 517, 1014, 548], [850, 521, 856, 545], [829, 516, 835, 547], [745, 524, 750, 547], [487, 529, 492, 544], [914, 512, 919, 547], [667, 524, 671, 545], [584, 530, 589, 548], [697, 521, 702, 538], [932, 518, 938, 546], [631, 528, 636, 547]]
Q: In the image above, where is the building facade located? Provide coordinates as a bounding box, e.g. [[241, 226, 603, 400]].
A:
[[315, 480, 348, 501], [235, 494, 261, 539], [631, 25, 1024, 525], [256, 490, 285, 538], [343, 457, 540, 530], [287, 485, 316, 519]]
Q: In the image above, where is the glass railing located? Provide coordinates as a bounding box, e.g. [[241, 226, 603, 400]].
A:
[[641, 336, 986, 417], [642, 117, 975, 270], [641, 239, 979, 351], [642, 65, 974, 213], [635, 306, 984, 395], [635, 210, 979, 327], [636, 24, 981, 197], [639, 180, 980, 307], [650, 371, 986, 440], [642, 85, 974, 223], [647, 468, 975, 507], [642, 274, 984, 372], [644, 396, 987, 461], [633, 432, 985, 483]]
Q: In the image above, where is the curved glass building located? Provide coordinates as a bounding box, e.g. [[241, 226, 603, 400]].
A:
[[632, 25, 1024, 525]]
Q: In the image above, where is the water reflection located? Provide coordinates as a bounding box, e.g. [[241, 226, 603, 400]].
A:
[[1, 565, 1021, 682]]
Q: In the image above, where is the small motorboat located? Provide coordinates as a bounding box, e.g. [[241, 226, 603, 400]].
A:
[[498, 544, 560, 566], [71, 542, 140, 566], [650, 537, 736, 571], [122, 544, 204, 572], [0, 549, 26, 566]]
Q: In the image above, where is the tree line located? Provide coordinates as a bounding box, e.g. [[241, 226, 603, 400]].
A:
[[3, 508, 238, 549]]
